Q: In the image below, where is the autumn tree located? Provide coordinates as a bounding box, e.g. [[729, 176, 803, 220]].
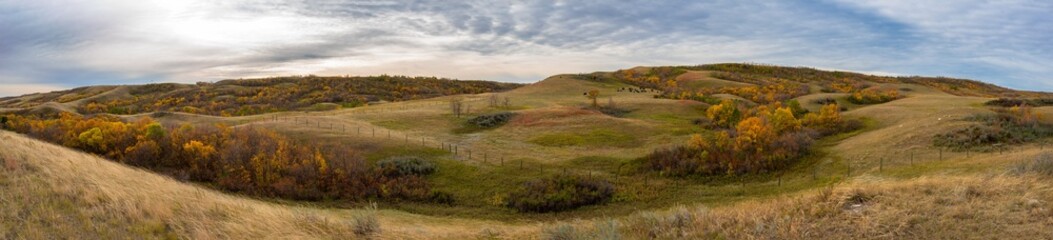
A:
[[77, 127, 105, 153], [586, 89, 600, 107], [734, 117, 776, 169], [769, 107, 800, 134], [1010, 103, 1037, 126], [706, 99, 741, 128]]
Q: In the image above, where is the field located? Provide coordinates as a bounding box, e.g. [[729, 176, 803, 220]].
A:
[[4, 65, 1053, 239]]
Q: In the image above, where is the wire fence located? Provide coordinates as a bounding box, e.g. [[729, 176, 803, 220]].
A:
[[233, 97, 1025, 188]]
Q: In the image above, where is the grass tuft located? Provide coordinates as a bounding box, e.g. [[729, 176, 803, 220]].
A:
[[352, 203, 381, 237], [542, 223, 580, 240]]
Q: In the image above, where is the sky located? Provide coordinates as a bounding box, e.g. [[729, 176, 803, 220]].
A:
[[1, 0, 1051, 97]]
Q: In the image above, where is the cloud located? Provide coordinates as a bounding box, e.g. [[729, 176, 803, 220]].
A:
[[0, 83, 66, 97], [0, 0, 1050, 96]]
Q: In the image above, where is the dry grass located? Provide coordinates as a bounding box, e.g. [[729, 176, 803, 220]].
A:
[[0, 130, 532, 239], [543, 175, 1053, 239], [5, 73, 1053, 238]]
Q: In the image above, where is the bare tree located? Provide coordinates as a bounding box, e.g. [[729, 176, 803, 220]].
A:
[[503, 96, 511, 108], [488, 94, 500, 107], [449, 97, 464, 118]]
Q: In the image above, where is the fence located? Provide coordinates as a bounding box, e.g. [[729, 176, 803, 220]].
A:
[[232, 96, 1022, 190]]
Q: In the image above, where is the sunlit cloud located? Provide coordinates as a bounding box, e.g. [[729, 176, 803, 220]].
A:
[[1, 0, 1051, 96]]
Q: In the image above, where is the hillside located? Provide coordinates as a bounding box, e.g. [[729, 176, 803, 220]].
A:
[[5, 64, 1053, 238], [0, 75, 523, 117]]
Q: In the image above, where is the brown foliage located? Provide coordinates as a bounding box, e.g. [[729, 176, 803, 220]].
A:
[[645, 102, 852, 175], [57, 75, 521, 116], [2, 113, 432, 201]]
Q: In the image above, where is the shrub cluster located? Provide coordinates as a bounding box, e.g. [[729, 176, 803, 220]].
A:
[[812, 97, 838, 106], [847, 88, 901, 104], [646, 102, 855, 175], [505, 175, 615, 213], [596, 106, 631, 117], [378, 156, 437, 176], [467, 112, 516, 128], [1011, 154, 1053, 177], [986, 98, 1053, 107], [934, 107, 1053, 151], [2, 113, 434, 201], [63, 75, 522, 116]]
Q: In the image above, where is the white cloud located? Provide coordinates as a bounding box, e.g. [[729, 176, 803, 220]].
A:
[[1, 0, 1051, 94], [0, 83, 67, 97]]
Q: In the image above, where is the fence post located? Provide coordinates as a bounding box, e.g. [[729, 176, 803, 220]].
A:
[[372, 128, 375, 137]]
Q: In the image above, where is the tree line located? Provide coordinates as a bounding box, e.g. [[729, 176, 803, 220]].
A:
[[644, 100, 861, 176], [1, 113, 443, 202], [60, 75, 522, 116]]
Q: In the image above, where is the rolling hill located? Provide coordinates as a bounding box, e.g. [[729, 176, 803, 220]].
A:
[[4, 63, 1053, 239]]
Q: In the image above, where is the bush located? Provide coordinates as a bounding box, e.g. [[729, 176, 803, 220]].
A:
[[645, 129, 818, 176], [352, 204, 380, 237], [542, 223, 580, 240], [1011, 154, 1053, 176], [813, 97, 837, 106], [506, 175, 615, 213], [596, 106, 631, 117], [3, 113, 434, 202], [467, 112, 516, 128], [846, 88, 901, 104], [986, 98, 1053, 107], [377, 156, 436, 176], [428, 191, 456, 205], [934, 113, 1053, 151], [642, 146, 704, 176], [630, 206, 694, 239]]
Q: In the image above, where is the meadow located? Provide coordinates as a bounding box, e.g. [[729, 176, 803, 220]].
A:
[[4, 64, 1053, 239]]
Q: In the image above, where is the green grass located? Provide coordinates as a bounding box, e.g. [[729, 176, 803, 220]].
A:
[[529, 129, 639, 148], [370, 120, 417, 130], [530, 133, 586, 147]]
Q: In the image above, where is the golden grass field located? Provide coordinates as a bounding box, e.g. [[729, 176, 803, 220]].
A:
[[4, 71, 1053, 239]]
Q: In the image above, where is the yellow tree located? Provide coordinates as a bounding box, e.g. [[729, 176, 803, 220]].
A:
[[734, 117, 776, 171], [706, 99, 741, 128], [769, 107, 800, 134], [818, 103, 842, 129], [78, 127, 104, 152], [586, 90, 600, 107], [183, 140, 216, 175]]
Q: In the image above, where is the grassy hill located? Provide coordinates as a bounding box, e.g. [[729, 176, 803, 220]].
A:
[[4, 64, 1053, 238], [0, 75, 523, 117]]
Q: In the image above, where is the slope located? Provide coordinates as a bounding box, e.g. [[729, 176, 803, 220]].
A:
[[0, 130, 533, 239]]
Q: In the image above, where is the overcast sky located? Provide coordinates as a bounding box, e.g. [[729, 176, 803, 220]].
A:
[[1, 0, 1051, 96]]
